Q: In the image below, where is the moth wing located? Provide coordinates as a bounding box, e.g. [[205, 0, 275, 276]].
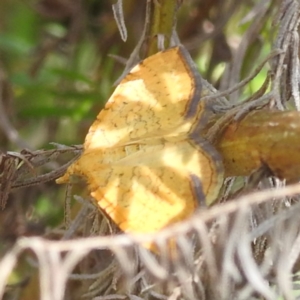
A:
[[71, 137, 222, 234], [85, 46, 206, 150]]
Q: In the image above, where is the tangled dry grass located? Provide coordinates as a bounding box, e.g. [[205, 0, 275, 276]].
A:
[[1, 0, 300, 299]]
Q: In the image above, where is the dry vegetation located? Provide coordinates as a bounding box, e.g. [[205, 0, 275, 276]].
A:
[[1, 0, 300, 299]]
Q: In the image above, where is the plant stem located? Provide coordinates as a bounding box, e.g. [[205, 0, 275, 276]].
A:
[[147, 0, 178, 56]]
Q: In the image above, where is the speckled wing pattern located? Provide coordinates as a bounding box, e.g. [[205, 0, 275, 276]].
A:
[[57, 46, 223, 237]]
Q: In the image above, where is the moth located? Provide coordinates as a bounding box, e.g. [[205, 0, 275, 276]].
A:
[[57, 46, 223, 238]]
